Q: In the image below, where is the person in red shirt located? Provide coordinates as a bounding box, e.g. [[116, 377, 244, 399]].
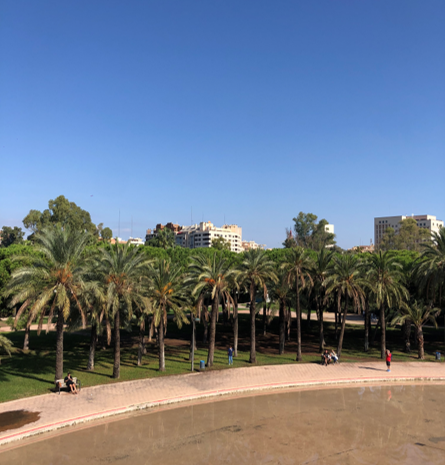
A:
[[386, 349, 392, 372]]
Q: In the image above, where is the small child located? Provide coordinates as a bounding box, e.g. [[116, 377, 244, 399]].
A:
[[386, 349, 392, 372], [228, 346, 233, 365]]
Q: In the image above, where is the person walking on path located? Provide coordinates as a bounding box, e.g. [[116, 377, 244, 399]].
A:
[[228, 346, 233, 365], [386, 349, 392, 372]]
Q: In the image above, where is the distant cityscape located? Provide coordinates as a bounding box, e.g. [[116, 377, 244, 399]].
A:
[[118, 213, 443, 253], [1, 213, 442, 252]]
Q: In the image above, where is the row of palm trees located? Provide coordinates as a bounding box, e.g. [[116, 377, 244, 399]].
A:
[[3, 226, 445, 381]]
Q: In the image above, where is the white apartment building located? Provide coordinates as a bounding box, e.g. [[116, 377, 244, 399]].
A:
[[325, 224, 334, 234], [374, 214, 444, 246], [176, 222, 243, 253], [128, 237, 144, 246]]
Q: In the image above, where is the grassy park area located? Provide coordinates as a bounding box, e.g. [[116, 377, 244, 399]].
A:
[[1, 313, 443, 403]]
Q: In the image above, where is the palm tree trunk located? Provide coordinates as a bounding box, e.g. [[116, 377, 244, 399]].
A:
[[113, 311, 121, 379], [189, 310, 197, 360], [23, 324, 30, 351], [279, 299, 285, 354], [263, 302, 267, 336], [335, 293, 340, 340], [148, 315, 154, 343], [403, 319, 412, 353], [295, 275, 302, 361], [286, 304, 291, 341], [417, 327, 424, 359], [249, 282, 257, 364], [202, 305, 209, 344], [380, 304, 386, 359], [159, 313, 165, 371], [87, 323, 97, 370], [364, 299, 369, 352], [233, 294, 239, 357], [317, 298, 324, 353], [207, 293, 219, 367], [137, 318, 145, 366], [55, 311, 64, 381], [337, 295, 348, 358], [222, 299, 227, 325]]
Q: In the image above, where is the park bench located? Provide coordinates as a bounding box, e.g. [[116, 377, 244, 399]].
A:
[[55, 377, 81, 394]]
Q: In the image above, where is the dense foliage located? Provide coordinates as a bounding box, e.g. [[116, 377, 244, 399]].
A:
[[1, 225, 444, 383]]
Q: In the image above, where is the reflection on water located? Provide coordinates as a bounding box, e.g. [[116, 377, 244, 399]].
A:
[[1, 384, 445, 464]]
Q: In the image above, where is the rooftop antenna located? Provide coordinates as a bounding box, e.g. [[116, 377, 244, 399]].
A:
[[191, 207, 193, 225], [224, 213, 226, 225], [131, 216, 133, 238]]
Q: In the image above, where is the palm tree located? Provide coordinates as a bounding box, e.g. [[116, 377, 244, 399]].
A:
[[282, 247, 312, 361], [367, 251, 408, 359], [94, 242, 152, 378], [325, 254, 366, 358], [269, 269, 290, 354], [391, 301, 440, 359], [414, 228, 445, 336], [239, 249, 277, 364], [310, 248, 334, 352], [148, 259, 188, 371], [4, 227, 91, 380], [227, 273, 241, 357], [0, 334, 13, 365], [189, 252, 236, 367]]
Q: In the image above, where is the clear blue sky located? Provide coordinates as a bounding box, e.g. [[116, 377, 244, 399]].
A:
[[1, 1, 444, 249]]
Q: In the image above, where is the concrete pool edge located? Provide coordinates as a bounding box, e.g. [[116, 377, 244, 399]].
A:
[[1, 373, 445, 447]]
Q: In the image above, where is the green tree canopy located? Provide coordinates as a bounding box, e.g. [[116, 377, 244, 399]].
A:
[[22, 195, 111, 239], [1, 226, 24, 248], [211, 236, 231, 250], [101, 227, 113, 242], [379, 218, 431, 252], [285, 212, 336, 249], [4, 226, 92, 380], [145, 228, 176, 249]]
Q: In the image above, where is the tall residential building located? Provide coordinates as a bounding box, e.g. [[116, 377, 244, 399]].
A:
[[374, 214, 444, 246], [176, 222, 243, 253]]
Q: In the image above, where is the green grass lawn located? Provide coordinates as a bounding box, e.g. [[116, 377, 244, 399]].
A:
[[0, 313, 443, 403]]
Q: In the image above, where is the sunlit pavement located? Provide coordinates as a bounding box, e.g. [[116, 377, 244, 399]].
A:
[[1, 360, 445, 446]]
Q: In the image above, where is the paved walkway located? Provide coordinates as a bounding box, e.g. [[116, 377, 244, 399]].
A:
[[1, 361, 445, 447]]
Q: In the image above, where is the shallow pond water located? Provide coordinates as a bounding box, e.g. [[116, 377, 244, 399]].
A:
[[1, 384, 445, 464]]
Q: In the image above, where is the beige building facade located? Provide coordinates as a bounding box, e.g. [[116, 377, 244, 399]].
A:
[[374, 214, 444, 246], [176, 222, 243, 253], [242, 240, 266, 251]]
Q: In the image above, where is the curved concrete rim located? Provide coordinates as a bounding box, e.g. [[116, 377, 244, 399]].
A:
[[1, 374, 445, 447]]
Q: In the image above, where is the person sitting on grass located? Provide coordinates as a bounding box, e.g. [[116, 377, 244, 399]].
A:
[[64, 372, 78, 394]]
